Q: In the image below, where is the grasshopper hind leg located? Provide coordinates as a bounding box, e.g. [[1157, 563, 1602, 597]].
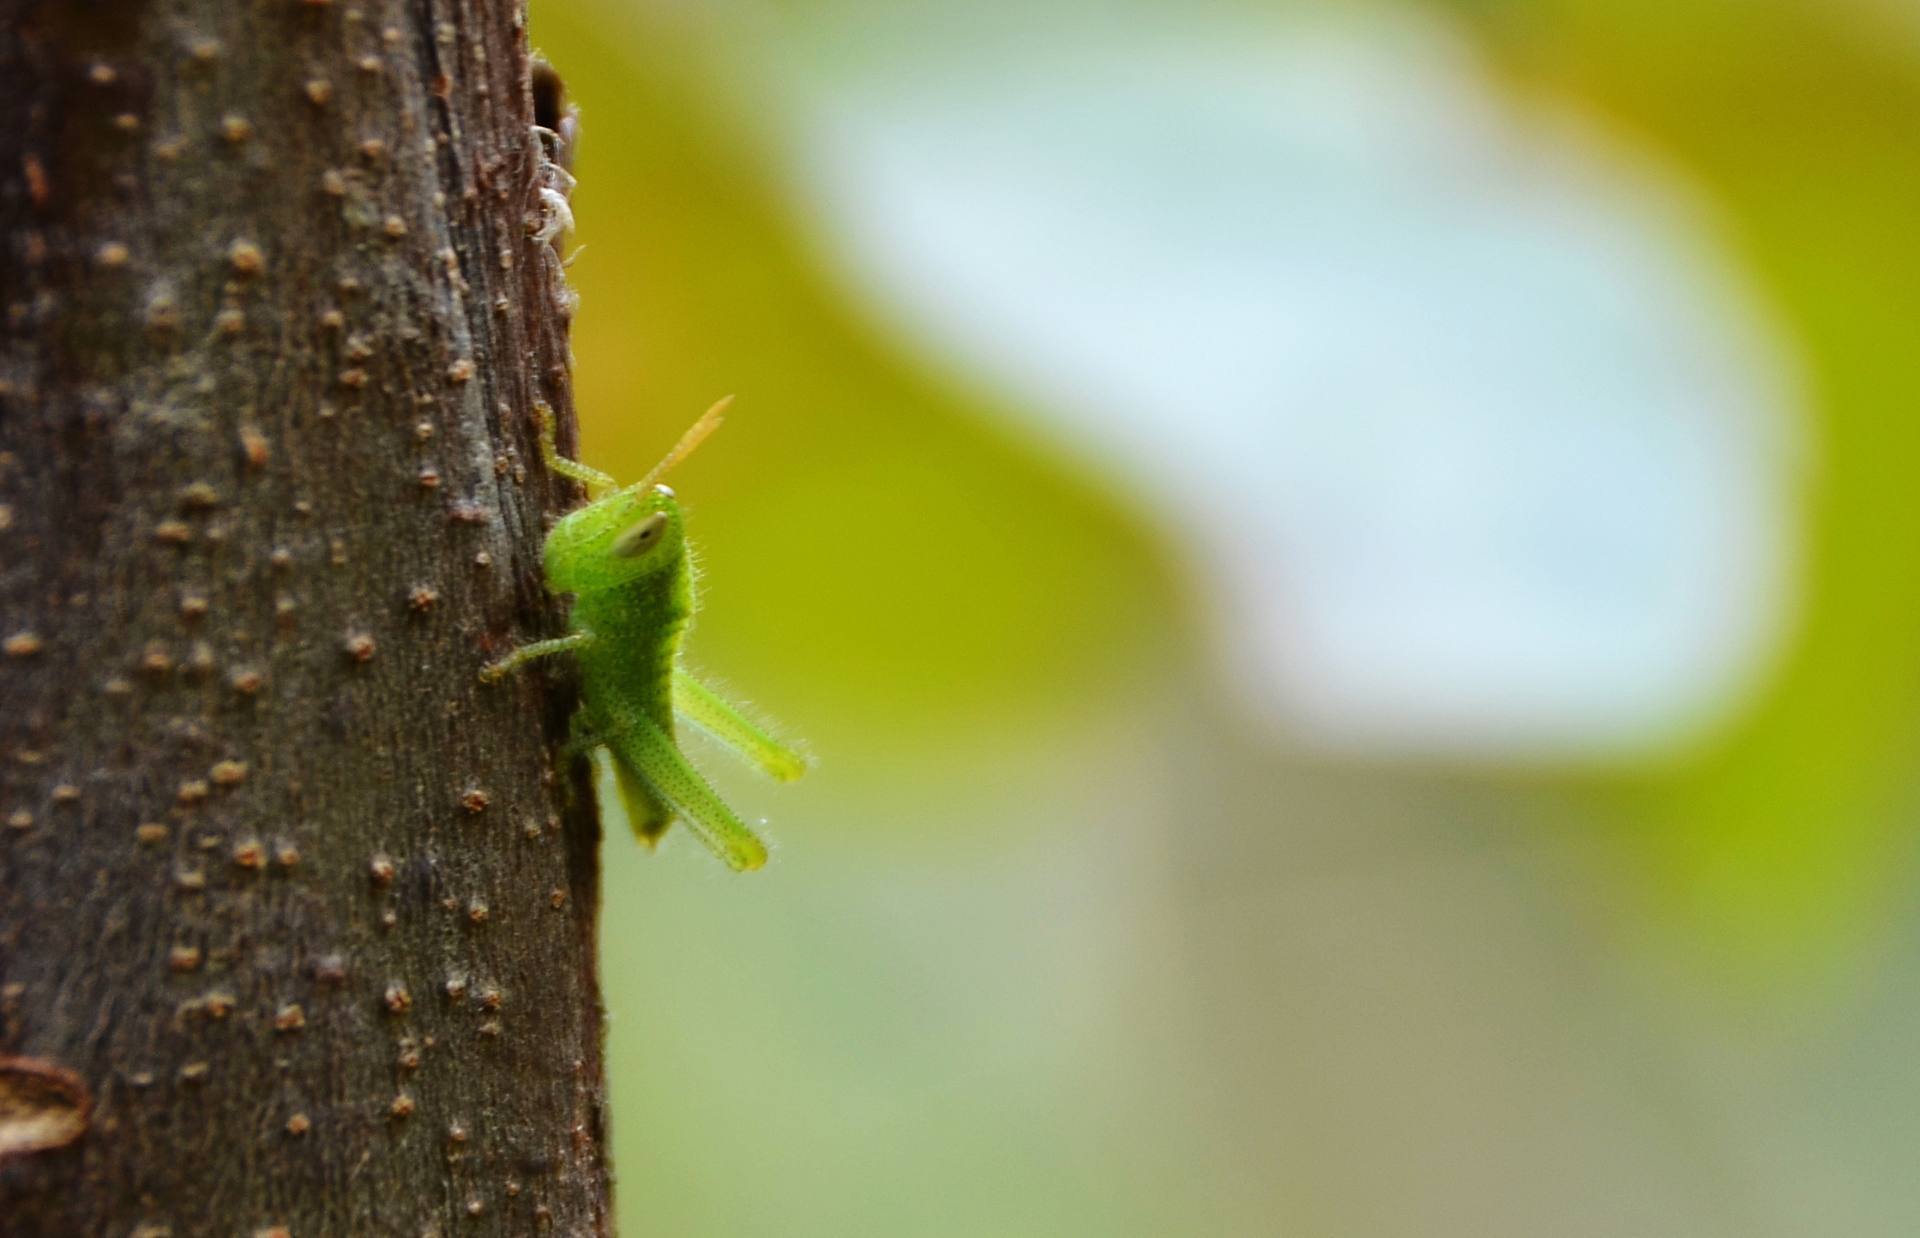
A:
[[603, 715, 769, 871], [604, 747, 675, 848], [574, 715, 675, 846]]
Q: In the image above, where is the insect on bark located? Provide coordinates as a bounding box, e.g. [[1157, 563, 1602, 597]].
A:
[[482, 399, 807, 870]]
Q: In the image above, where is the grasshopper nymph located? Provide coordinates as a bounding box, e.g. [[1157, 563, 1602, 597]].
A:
[[482, 398, 807, 871]]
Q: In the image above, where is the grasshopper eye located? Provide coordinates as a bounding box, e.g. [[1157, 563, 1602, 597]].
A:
[[613, 512, 669, 557]]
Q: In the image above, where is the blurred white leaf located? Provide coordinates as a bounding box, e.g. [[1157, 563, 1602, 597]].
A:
[[752, 7, 1810, 761]]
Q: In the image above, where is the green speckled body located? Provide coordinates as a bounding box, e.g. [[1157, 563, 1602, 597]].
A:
[[548, 487, 692, 846], [482, 402, 806, 872], [568, 560, 689, 735], [547, 486, 692, 733]]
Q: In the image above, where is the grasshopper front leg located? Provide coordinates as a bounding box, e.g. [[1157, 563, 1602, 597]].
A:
[[533, 399, 617, 497], [478, 630, 596, 683]]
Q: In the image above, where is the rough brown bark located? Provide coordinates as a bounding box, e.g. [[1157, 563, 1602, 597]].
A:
[[0, 1, 609, 1233]]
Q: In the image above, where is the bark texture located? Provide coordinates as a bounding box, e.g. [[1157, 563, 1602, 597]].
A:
[[0, 1, 608, 1233]]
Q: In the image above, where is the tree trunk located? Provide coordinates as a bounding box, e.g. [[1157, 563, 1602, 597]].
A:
[[0, 1, 609, 1233]]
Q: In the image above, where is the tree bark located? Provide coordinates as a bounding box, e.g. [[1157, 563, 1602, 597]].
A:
[[0, 1, 609, 1233]]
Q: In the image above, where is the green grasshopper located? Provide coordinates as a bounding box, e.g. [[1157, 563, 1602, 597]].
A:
[[482, 398, 806, 871]]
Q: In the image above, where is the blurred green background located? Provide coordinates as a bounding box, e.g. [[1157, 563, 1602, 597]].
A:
[[535, 1, 1920, 1234]]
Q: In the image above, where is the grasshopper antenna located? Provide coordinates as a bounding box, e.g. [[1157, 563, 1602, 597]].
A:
[[631, 395, 731, 495]]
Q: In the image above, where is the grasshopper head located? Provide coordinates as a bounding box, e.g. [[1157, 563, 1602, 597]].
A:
[[544, 483, 686, 594], [540, 396, 728, 596]]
